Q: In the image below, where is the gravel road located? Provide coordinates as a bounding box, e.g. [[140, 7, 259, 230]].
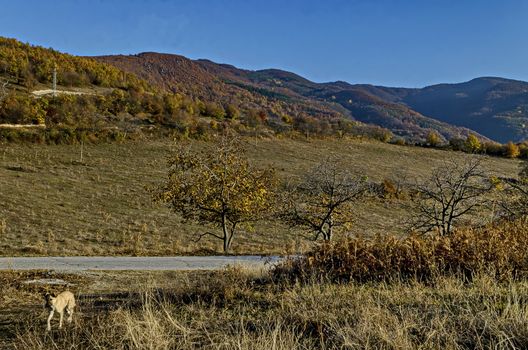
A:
[[0, 256, 282, 271]]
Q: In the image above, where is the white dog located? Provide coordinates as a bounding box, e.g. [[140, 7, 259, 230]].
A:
[[44, 291, 76, 331]]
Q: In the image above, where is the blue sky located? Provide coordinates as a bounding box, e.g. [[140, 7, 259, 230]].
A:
[[1, 0, 527, 87]]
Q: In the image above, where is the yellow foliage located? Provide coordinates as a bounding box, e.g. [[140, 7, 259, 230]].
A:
[[155, 137, 277, 252], [465, 134, 481, 152], [504, 141, 520, 158], [426, 130, 441, 146]]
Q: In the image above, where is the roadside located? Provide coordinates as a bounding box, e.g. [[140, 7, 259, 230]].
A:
[[0, 269, 231, 349]]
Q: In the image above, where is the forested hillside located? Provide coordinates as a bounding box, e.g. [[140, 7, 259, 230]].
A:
[[4, 36, 528, 146], [97, 52, 478, 142], [0, 37, 395, 144]]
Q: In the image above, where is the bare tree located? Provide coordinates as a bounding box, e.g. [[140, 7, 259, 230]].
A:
[[412, 159, 491, 235], [281, 158, 369, 241], [498, 160, 528, 218]]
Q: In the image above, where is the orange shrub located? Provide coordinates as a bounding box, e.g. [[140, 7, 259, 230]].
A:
[[273, 218, 528, 283]]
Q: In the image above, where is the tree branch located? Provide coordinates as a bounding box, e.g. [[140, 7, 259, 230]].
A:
[[193, 231, 224, 243]]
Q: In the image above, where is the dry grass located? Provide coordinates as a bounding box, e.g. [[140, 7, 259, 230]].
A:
[[1, 135, 524, 348], [273, 218, 528, 283], [0, 137, 520, 256], [5, 267, 528, 350]]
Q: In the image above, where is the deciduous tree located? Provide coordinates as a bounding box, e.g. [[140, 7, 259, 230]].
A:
[[464, 134, 481, 153], [504, 141, 520, 158], [155, 136, 277, 252], [281, 158, 369, 241], [426, 130, 441, 147], [412, 159, 491, 235]]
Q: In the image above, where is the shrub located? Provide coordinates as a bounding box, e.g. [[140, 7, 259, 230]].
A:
[[224, 104, 240, 120], [482, 141, 504, 156], [449, 137, 465, 151], [464, 133, 481, 153], [272, 218, 528, 283], [380, 178, 409, 199], [519, 143, 528, 159], [204, 102, 226, 119], [503, 141, 520, 158], [425, 130, 441, 147], [394, 138, 406, 146]]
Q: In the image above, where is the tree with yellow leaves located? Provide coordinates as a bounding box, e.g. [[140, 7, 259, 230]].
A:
[[464, 133, 481, 153], [155, 136, 277, 253], [504, 141, 520, 158], [426, 130, 441, 147]]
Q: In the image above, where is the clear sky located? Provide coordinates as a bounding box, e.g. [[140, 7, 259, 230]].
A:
[[1, 0, 527, 87]]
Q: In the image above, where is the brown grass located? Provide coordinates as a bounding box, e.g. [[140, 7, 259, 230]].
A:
[[0, 137, 520, 256], [5, 266, 528, 350]]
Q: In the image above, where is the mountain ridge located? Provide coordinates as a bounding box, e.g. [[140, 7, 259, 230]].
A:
[[6, 35, 528, 145], [95, 52, 487, 142], [211, 63, 528, 143]]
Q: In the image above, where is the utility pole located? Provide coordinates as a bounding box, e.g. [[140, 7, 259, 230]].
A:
[[52, 65, 57, 97]]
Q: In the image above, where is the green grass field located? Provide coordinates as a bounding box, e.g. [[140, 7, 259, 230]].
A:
[[0, 137, 520, 256]]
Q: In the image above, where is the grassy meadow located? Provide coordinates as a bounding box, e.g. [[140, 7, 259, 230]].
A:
[[2, 137, 528, 349], [0, 137, 520, 256]]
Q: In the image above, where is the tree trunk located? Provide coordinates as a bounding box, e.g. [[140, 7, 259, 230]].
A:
[[327, 216, 333, 241], [221, 213, 230, 253]]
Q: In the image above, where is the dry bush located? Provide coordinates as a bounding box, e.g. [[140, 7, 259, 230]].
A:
[[379, 178, 410, 200], [273, 218, 528, 283]]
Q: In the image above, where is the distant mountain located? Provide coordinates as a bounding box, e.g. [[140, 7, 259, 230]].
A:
[[203, 66, 527, 143], [4, 33, 525, 143], [240, 72, 528, 143], [217, 67, 483, 141], [95, 53, 481, 142], [382, 77, 528, 143]]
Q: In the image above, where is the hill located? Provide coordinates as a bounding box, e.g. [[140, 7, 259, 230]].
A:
[[229, 70, 528, 143], [225, 67, 484, 141], [0, 137, 519, 256], [381, 77, 528, 143], [95, 53, 357, 135], [0, 37, 398, 143], [3, 36, 527, 143], [95, 53, 479, 142], [97, 52, 528, 143], [0, 37, 177, 141]]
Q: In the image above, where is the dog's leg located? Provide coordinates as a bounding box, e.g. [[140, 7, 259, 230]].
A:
[[66, 306, 73, 323], [46, 310, 54, 331], [59, 311, 63, 329]]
